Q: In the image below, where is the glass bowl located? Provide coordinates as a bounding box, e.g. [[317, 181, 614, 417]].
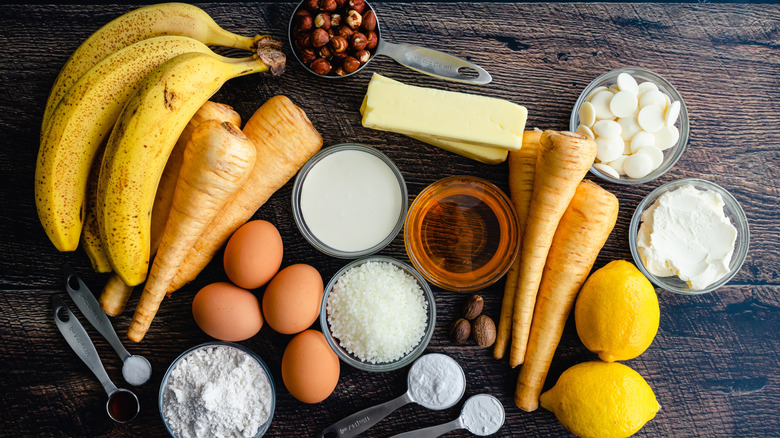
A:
[[291, 143, 408, 259], [629, 178, 750, 295], [569, 67, 690, 185], [404, 175, 519, 292], [320, 256, 436, 372], [159, 342, 276, 437]]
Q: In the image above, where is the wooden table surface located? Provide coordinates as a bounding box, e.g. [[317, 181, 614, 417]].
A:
[[1, 2, 778, 437]]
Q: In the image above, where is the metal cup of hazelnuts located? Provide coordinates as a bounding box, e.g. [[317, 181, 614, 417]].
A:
[[288, 0, 492, 83]]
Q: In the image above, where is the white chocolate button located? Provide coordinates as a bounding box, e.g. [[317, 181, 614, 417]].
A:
[[617, 72, 639, 94], [618, 116, 641, 141], [654, 125, 680, 150], [608, 84, 621, 93], [609, 90, 639, 118], [579, 101, 597, 127], [607, 155, 628, 175], [577, 124, 595, 139], [623, 153, 654, 178], [586, 86, 609, 101], [590, 90, 616, 120], [593, 120, 622, 138], [630, 131, 656, 153], [637, 81, 658, 96], [666, 100, 681, 126], [635, 145, 664, 170], [593, 163, 620, 179], [595, 136, 624, 163], [639, 89, 667, 109], [637, 106, 665, 133]]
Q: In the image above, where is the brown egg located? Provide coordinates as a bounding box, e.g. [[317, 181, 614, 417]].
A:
[[263, 264, 324, 335], [192, 282, 263, 341], [223, 220, 283, 289], [282, 330, 339, 403]]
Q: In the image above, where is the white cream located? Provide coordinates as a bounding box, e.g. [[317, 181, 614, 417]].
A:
[[637, 185, 737, 290], [300, 149, 402, 252]]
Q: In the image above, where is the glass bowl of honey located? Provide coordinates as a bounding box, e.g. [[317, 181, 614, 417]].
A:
[[404, 175, 520, 292]]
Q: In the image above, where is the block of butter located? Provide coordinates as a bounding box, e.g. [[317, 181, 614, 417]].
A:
[[361, 73, 527, 151]]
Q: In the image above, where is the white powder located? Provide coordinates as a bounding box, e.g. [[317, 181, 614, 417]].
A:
[[327, 261, 428, 364], [407, 353, 464, 409], [461, 394, 504, 435], [162, 345, 272, 438]]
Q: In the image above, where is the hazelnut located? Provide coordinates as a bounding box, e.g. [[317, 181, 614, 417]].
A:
[[354, 49, 371, 64], [473, 315, 497, 348], [304, 0, 319, 12], [296, 34, 312, 49], [326, 27, 335, 37], [337, 25, 354, 38], [311, 28, 330, 48], [361, 10, 377, 31], [334, 67, 346, 76], [449, 318, 471, 345], [365, 31, 378, 50], [345, 9, 362, 29], [334, 0, 346, 8], [342, 55, 361, 73], [300, 48, 317, 64], [319, 0, 337, 12], [309, 58, 332, 75], [349, 0, 366, 14], [329, 35, 348, 53], [463, 294, 484, 320], [330, 13, 342, 27], [350, 32, 368, 51], [295, 14, 314, 32], [294, 9, 312, 18], [318, 45, 333, 60], [314, 12, 331, 29], [331, 51, 348, 65]]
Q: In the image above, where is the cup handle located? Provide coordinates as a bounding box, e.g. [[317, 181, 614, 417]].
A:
[[376, 41, 492, 85]]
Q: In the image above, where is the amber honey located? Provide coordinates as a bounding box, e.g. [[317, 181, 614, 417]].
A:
[[404, 176, 519, 292]]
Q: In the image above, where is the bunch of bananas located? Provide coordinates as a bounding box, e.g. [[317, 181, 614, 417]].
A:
[[35, 3, 285, 286]]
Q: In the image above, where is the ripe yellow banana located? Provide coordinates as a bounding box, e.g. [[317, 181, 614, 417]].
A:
[[81, 142, 112, 273], [35, 36, 241, 252], [42, 2, 261, 134], [97, 44, 284, 286]]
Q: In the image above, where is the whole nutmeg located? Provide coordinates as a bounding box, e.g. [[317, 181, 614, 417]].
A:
[[295, 14, 314, 32], [319, 0, 337, 12], [330, 13, 342, 27], [310, 58, 332, 75], [449, 318, 471, 345], [473, 315, 497, 348], [361, 10, 377, 31], [314, 12, 331, 29], [329, 35, 348, 53], [300, 48, 317, 64], [349, 0, 366, 14], [342, 56, 361, 73], [318, 45, 333, 60], [337, 25, 354, 38], [463, 294, 484, 320], [350, 32, 368, 51], [365, 31, 379, 50], [354, 49, 371, 64], [345, 9, 362, 29], [311, 28, 330, 48]]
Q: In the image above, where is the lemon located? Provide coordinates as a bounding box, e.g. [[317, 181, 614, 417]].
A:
[[540, 361, 660, 438], [574, 260, 659, 362]]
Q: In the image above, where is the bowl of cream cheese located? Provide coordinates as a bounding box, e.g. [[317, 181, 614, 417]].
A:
[[629, 178, 749, 294]]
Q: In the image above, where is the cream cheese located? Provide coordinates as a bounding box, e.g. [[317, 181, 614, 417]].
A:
[[637, 184, 737, 290]]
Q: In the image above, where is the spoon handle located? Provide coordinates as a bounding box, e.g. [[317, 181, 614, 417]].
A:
[[389, 418, 463, 438], [52, 295, 118, 396], [376, 41, 492, 85], [316, 392, 413, 438], [63, 264, 130, 361]]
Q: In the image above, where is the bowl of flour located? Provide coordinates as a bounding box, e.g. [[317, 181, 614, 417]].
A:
[[159, 342, 275, 438]]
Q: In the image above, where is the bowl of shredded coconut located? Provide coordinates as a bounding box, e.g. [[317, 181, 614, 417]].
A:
[[321, 256, 436, 372], [159, 342, 275, 438]]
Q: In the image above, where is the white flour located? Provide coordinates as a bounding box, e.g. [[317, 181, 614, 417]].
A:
[[408, 353, 465, 409], [162, 345, 272, 438], [461, 394, 504, 435]]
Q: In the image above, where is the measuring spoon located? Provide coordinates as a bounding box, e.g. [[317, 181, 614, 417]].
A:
[[390, 394, 505, 437], [289, 0, 491, 84], [52, 295, 140, 423], [316, 353, 466, 438], [63, 264, 152, 386]]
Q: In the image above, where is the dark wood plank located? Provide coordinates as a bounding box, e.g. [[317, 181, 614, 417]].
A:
[[0, 2, 778, 437]]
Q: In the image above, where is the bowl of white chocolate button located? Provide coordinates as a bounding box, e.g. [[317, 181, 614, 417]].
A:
[[570, 67, 689, 184]]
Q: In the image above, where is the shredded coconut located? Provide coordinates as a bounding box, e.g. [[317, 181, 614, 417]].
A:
[[162, 345, 272, 438], [408, 353, 464, 409], [326, 261, 428, 364]]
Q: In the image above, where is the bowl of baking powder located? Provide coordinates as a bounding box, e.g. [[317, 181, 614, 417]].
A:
[[159, 342, 275, 438]]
